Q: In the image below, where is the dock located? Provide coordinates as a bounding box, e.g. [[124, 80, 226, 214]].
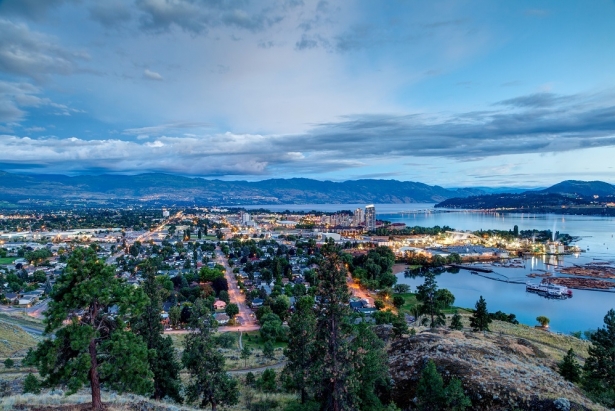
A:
[[449, 264, 493, 273]]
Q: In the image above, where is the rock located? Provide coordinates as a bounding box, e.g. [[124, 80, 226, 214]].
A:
[[554, 398, 571, 411], [388, 330, 596, 411]]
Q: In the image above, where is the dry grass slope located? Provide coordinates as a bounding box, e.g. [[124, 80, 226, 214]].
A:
[[0, 321, 39, 358]]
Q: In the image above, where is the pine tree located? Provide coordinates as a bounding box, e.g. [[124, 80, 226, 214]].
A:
[[132, 260, 183, 402], [559, 348, 581, 383], [284, 295, 316, 404], [263, 340, 275, 361], [392, 312, 409, 338], [444, 377, 471, 411], [29, 247, 153, 410], [241, 345, 252, 368], [311, 244, 359, 411], [350, 322, 391, 410], [416, 360, 445, 410], [470, 296, 491, 332], [449, 311, 463, 330], [182, 298, 238, 411], [23, 373, 41, 394], [416, 272, 446, 328], [583, 309, 615, 407]]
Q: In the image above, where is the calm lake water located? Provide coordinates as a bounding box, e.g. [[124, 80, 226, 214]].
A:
[[244, 203, 615, 334]]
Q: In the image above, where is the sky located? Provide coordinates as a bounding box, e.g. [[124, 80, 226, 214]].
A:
[[1, 0, 615, 187]]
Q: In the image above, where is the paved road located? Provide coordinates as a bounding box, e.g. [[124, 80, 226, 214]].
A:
[[105, 211, 183, 265], [215, 247, 258, 331]]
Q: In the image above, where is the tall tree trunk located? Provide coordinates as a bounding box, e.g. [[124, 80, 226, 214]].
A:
[[89, 337, 103, 410], [211, 398, 217, 411]]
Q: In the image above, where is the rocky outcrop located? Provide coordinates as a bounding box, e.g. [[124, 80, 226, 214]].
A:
[[389, 329, 602, 410]]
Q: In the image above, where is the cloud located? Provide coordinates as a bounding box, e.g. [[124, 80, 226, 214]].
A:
[[88, 1, 133, 28], [143, 69, 164, 81], [134, 0, 284, 35], [0, 80, 82, 122], [295, 34, 320, 50], [0, 0, 76, 21], [0, 19, 89, 81], [496, 92, 560, 108], [5, 90, 615, 177]]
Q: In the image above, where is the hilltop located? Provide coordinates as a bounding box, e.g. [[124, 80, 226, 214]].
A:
[[435, 180, 615, 215], [389, 328, 602, 410]]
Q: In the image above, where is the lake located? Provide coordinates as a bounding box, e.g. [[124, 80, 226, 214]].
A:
[[244, 203, 615, 334]]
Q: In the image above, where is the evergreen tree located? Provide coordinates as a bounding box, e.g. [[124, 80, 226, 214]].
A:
[[449, 311, 463, 331], [241, 345, 252, 368], [29, 247, 153, 410], [392, 312, 409, 338], [182, 298, 239, 410], [3, 358, 14, 368], [416, 272, 445, 328], [350, 322, 391, 411], [444, 378, 471, 411], [311, 244, 359, 411], [259, 368, 277, 393], [470, 296, 491, 332], [263, 340, 275, 361], [583, 309, 615, 407], [416, 360, 445, 410], [23, 373, 41, 394], [132, 260, 183, 403], [284, 295, 316, 404], [416, 360, 470, 411], [559, 348, 581, 383]]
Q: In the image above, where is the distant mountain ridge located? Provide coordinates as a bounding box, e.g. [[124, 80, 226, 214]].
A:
[[540, 180, 615, 197], [435, 179, 615, 215], [0, 170, 489, 207]]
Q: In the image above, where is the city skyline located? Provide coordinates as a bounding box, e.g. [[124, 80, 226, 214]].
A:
[[1, 1, 615, 187]]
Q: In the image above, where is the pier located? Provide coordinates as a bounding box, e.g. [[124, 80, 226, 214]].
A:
[[450, 264, 493, 273]]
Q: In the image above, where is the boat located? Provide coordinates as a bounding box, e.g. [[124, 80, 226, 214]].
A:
[[526, 281, 573, 298]]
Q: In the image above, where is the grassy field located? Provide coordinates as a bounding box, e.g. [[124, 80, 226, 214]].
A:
[[0, 257, 17, 265]]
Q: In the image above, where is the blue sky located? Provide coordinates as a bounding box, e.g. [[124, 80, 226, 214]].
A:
[[0, 0, 614, 187]]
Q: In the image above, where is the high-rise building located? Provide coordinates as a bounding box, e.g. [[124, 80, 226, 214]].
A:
[[365, 204, 376, 231], [241, 211, 251, 224], [162, 208, 170, 218], [353, 208, 365, 226]]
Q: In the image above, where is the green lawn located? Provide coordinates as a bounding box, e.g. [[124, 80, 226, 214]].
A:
[[242, 331, 287, 351], [396, 293, 470, 316], [0, 257, 17, 265]]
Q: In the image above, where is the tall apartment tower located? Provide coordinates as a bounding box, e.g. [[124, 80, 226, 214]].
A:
[[353, 208, 365, 226], [365, 204, 376, 231]]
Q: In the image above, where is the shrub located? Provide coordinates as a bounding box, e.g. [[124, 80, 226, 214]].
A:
[[23, 373, 41, 394]]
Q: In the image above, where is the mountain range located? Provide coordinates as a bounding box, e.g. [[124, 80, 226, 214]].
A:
[[435, 180, 615, 214], [1, 171, 613, 209], [0, 170, 482, 207]]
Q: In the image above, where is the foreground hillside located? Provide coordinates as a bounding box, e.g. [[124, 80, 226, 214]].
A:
[[389, 325, 603, 411]]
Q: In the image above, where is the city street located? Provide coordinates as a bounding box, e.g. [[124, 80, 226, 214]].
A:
[[215, 247, 258, 330]]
